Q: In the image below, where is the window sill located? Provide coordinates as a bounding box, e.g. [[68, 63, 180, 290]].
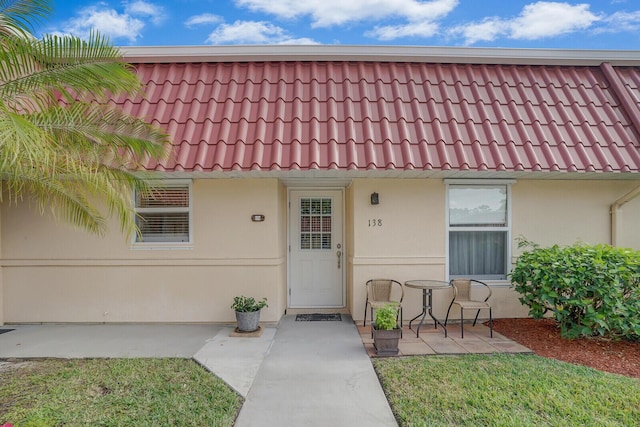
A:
[[483, 280, 512, 287], [130, 244, 193, 251]]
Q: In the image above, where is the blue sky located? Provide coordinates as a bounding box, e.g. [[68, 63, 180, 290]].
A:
[[44, 1, 640, 49]]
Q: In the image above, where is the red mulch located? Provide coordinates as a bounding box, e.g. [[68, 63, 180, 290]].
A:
[[491, 318, 640, 379]]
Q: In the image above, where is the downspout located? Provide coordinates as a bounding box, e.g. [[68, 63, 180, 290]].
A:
[[610, 185, 640, 246], [599, 62, 640, 246]]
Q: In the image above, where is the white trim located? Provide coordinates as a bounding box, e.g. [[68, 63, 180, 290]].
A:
[[141, 169, 640, 182], [130, 180, 193, 249], [444, 179, 517, 185], [351, 256, 445, 265], [481, 281, 512, 288], [280, 178, 353, 188], [2, 257, 285, 267], [121, 45, 640, 67]]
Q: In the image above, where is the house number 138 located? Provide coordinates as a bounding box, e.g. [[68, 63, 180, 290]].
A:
[[368, 219, 383, 227]]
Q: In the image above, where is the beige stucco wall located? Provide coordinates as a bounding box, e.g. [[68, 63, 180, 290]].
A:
[[347, 178, 521, 322], [512, 180, 640, 250], [347, 178, 640, 324], [348, 178, 453, 322], [616, 187, 640, 249], [1, 176, 638, 324], [2, 178, 287, 323]]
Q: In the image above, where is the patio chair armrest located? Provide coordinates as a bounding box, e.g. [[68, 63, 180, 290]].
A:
[[393, 280, 404, 303], [471, 279, 492, 301]]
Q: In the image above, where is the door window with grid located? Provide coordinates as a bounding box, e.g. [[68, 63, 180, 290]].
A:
[[299, 198, 332, 250]]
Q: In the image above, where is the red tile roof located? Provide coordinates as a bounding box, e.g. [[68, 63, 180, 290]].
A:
[[115, 57, 640, 175]]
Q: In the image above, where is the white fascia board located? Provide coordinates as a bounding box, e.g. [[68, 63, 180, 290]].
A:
[[120, 45, 640, 66]]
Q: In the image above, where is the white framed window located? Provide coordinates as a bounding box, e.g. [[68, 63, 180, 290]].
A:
[[446, 181, 512, 280], [134, 181, 192, 245]]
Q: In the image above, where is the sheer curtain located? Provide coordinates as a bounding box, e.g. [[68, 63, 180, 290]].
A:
[[449, 231, 507, 278]]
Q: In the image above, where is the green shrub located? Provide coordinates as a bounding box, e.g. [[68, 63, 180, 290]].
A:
[[374, 305, 399, 330], [230, 296, 268, 312], [510, 239, 640, 340]]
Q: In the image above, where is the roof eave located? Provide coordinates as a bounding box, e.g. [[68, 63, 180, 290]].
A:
[[120, 44, 640, 66], [148, 169, 640, 181]]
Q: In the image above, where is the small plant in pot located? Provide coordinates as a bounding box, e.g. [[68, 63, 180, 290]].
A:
[[231, 296, 268, 332], [372, 304, 401, 356]]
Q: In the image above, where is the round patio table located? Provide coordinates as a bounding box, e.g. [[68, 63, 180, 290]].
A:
[[404, 280, 452, 338]]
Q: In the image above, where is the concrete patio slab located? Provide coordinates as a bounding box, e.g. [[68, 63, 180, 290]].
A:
[[0, 324, 217, 358], [361, 322, 534, 357]]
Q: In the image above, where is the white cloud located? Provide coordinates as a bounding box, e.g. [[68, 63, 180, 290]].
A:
[[56, 1, 166, 43], [451, 1, 600, 44], [450, 18, 506, 44], [277, 37, 319, 45], [599, 10, 640, 33], [205, 20, 319, 44], [125, 0, 166, 25], [366, 21, 440, 40], [62, 6, 144, 42], [235, 0, 458, 27], [509, 2, 599, 39], [185, 13, 223, 28]]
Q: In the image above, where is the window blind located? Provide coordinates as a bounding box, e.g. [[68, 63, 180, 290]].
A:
[[135, 186, 190, 243]]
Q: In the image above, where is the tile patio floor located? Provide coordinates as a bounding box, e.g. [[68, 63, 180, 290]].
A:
[[359, 322, 533, 357]]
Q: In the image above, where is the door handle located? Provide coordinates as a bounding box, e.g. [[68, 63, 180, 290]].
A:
[[337, 250, 342, 269]]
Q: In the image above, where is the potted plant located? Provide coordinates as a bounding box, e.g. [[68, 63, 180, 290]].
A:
[[372, 304, 401, 356], [231, 296, 268, 332]]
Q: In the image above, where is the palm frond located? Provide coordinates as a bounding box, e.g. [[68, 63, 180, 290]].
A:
[[0, 145, 149, 235], [0, 33, 142, 110], [28, 102, 171, 164], [0, 0, 172, 236], [0, 0, 51, 36]]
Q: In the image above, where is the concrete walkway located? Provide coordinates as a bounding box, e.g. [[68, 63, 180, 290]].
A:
[[234, 315, 397, 427]]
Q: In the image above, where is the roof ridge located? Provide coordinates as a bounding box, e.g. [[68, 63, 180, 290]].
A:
[[599, 62, 640, 142]]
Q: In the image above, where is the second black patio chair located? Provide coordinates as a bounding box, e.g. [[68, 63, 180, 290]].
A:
[[445, 278, 493, 338]]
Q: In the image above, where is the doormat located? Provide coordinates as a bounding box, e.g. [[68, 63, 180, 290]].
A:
[[0, 329, 15, 335], [295, 313, 342, 322]]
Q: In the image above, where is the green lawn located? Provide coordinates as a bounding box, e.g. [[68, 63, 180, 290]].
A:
[[0, 359, 241, 427], [373, 354, 640, 427], [2, 355, 639, 427]]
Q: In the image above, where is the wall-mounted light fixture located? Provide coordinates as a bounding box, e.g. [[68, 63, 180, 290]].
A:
[[370, 192, 379, 205], [251, 214, 265, 222]]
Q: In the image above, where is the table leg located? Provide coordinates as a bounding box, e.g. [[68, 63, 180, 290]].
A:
[[408, 289, 449, 338], [427, 290, 448, 338], [408, 289, 430, 337]]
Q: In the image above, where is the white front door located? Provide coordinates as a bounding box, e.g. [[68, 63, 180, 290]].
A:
[[289, 190, 344, 308]]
